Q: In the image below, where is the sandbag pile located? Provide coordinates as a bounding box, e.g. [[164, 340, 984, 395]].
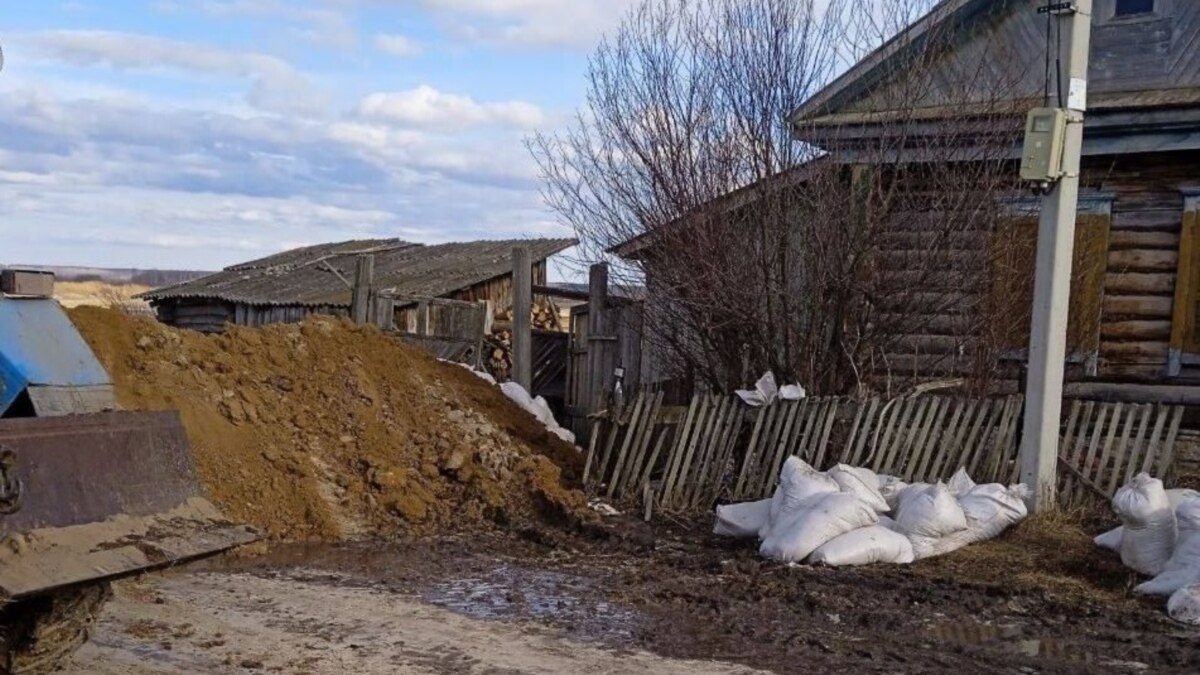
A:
[[712, 458, 1029, 567], [1096, 474, 1200, 625]]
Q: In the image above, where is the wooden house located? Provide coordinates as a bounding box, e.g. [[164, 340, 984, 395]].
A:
[[143, 238, 576, 333], [616, 0, 1200, 404]]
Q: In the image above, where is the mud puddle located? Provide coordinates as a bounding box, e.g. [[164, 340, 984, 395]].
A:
[[213, 539, 641, 644]]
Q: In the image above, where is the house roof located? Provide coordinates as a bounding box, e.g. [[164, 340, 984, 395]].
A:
[[790, 0, 986, 125], [143, 238, 577, 308]]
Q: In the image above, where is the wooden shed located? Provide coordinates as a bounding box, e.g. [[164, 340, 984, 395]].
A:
[[143, 238, 576, 333]]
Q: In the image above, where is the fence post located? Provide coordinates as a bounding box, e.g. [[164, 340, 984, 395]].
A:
[[512, 247, 533, 391], [351, 254, 375, 324], [586, 263, 610, 416]]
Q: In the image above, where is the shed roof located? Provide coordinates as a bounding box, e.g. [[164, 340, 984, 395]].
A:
[[143, 238, 577, 308]]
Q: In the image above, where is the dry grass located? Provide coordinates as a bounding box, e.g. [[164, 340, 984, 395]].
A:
[[913, 506, 1145, 604], [54, 281, 152, 313]]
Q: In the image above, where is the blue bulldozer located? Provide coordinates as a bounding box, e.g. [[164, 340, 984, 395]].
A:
[[0, 274, 256, 671]]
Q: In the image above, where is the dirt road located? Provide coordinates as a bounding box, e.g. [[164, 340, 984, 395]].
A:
[[67, 520, 1199, 674], [69, 572, 760, 675]]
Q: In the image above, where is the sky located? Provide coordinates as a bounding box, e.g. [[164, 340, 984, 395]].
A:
[[0, 0, 639, 272]]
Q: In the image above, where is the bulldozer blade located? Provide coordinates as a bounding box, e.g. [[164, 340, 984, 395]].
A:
[[0, 411, 257, 600]]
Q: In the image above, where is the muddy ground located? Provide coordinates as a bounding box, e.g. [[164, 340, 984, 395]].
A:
[[67, 515, 1198, 674]]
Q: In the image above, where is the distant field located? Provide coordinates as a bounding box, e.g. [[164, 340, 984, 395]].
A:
[[54, 280, 153, 313]]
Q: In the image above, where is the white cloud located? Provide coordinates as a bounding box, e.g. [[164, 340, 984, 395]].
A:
[[377, 0, 637, 49], [356, 85, 545, 131], [374, 33, 423, 57], [24, 30, 328, 116], [155, 0, 358, 49]]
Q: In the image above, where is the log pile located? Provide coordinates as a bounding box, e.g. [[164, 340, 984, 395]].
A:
[[485, 301, 562, 380]]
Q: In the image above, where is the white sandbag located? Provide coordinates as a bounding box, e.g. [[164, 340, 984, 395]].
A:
[[1113, 473, 1178, 576], [810, 525, 915, 566], [877, 515, 902, 532], [779, 384, 806, 401], [1094, 527, 1123, 552], [1136, 499, 1200, 596], [878, 476, 912, 511], [760, 492, 879, 563], [910, 483, 1031, 560], [895, 483, 968, 540], [1093, 490, 1200, 553], [1168, 583, 1200, 625], [713, 499, 772, 538], [736, 372, 779, 407], [828, 464, 889, 513], [957, 483, 1030, 541], [947, 467, 977, 497], [760, 457, 840, 539]]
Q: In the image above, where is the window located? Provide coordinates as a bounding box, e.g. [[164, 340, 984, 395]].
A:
[[1115, 0, 1155, 16]]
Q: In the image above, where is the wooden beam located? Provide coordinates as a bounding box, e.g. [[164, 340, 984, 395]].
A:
[[586, 263, 610, 417], [1169, 206, 1198, 376], [512, 246, 533, 391], [1064, 382, 1200, 405], [351, 254, 375, 325]]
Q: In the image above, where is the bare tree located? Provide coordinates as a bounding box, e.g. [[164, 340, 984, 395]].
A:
[[534, 0, 1038, 396]]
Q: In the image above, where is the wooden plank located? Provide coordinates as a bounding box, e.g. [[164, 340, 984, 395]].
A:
[[1091, 403, 1123, 502], [791, 399, 821, 475], [842, 398, 872, 466], [350, 254, 375, 324], [511, 247, 533, 391], [694, 398, 742, 509], [1107, 403, 1142, 496], [581, 419, 602, 487], [812, 399, 842, 471], [762, 400, 802, 494], [1075, 404, 1110, 504], [1063, 401, 1096, 499], [687, 397, 731, 506], [869, 398, 905, 473], [752, 402, 786, 497], [895, 398, 932, 478], [606, 391, 646, 497], [660, 396, 701, 505], [630, 391, 666, 494], [928, 398, 966, 479], [733, 403, 769, 500], [638, 428, 670, 496], [1140, 405, 1170, 476], [1123, 404, 1156, 486], [614, 391, 661, 498], [670, 395, 714, 508], [982, 397, 1018, 484], [963, 399, 1001, 477], [1156, 406, 1185, 481], [907, 398, 946, 482], [944, 398, 980, 475]]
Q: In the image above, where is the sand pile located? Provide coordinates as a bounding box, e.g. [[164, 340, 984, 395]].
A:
[[70, 307, 588, 541]]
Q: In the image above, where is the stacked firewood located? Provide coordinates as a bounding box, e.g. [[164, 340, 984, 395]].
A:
[[484, 301, 562, 380]]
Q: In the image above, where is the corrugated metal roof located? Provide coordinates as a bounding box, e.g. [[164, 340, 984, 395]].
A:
[[143, 238, 577, 308]]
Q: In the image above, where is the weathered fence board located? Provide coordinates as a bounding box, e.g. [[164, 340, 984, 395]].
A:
[[585, 389, 1187, 517]]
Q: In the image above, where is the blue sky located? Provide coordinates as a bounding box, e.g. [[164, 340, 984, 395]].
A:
[[0, 0, 637, 272]]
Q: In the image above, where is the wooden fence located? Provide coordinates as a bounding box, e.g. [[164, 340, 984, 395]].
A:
[[584, 389, 1187, 517]]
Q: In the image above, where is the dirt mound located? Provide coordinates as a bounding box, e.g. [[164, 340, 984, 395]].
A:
[[70, 307, 588, 541]]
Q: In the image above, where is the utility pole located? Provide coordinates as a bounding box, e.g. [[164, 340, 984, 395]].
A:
[[1020, 0, 1093, 512]]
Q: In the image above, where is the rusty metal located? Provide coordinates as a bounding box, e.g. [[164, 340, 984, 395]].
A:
[[0, 411, 257, 600]]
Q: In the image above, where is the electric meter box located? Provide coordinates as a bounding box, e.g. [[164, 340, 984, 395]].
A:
[[1020, 107, 1069, 183]]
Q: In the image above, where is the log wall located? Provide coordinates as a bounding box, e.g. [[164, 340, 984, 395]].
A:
[[879, 150, 1200, 390]]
